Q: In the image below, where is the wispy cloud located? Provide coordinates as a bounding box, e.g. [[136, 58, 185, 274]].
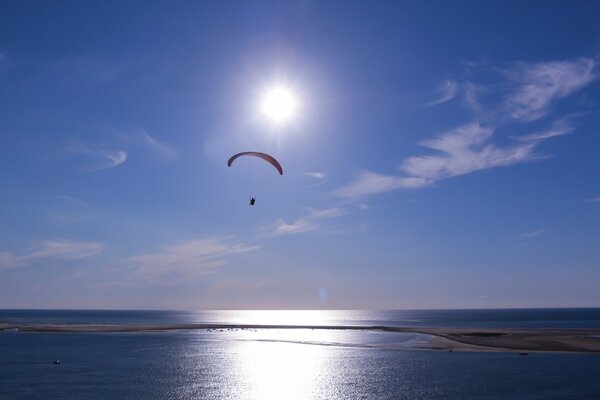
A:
[[307, 207, 346, 219], [516, 117, 576, 142], [503, 58, 596, 121], [462, 81, 486, 112], [426, 80, 459, 107], [140, 131, 178, 159], [519, 229, 547, 238], [585, 197, 600, 203], [70, 143, 127, 172], [333, 119, 566, 198], [401, 122, 538, 181], [332, 172, 429, 198], [263, 207, 347, 237], [0, 239, 104, 270], [269, 218, 316, 236], [302, 171, 327, 180], [333, 57, 596, 200], [0, 252, 26, 269], [125, 236, 261, 284], [301, 171, 328, 189], [0, 51, 7, 61], [22, 240, 104, 261], [67, 129, 175, 173]]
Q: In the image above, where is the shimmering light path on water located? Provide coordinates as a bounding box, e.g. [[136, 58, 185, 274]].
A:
[[1, 331, 600, 399], [1, 310, 600, 399]]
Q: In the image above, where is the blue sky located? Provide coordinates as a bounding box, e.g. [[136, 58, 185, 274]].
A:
[[1, 1, 599, 309]]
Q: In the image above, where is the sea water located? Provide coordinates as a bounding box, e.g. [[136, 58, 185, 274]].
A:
[[1, 309, 600, 399]]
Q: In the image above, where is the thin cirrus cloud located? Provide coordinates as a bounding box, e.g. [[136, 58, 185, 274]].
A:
[[425, 80, 459, 107], [68, 129, 175, 173], [114, 129, 177, 159], [124, 236, 261, 284], [519, 229, 548, 238], [461, 81, 486, 113], [400, 122, 539, 181], [0, 239, 104, 270], [301, 171, 328, 189], [302, 171, 327, 180], [263, 207, 347, 237], [333, 57, 596, 199], [141, 131, 178, 159], [515, 117, 576, 142], [331, 172, 429, 198], [70, 143, 127, 172], [585, 197, 600, 203], [503, 58, 596, 121]]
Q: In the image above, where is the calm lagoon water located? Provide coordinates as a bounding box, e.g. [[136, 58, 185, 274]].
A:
[[1, 309, 600, 399]]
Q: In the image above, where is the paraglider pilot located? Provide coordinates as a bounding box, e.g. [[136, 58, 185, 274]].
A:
[[249, 197, 256, 206]]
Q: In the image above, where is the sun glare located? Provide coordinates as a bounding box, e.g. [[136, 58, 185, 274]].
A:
[[260, 86, 298, 124]]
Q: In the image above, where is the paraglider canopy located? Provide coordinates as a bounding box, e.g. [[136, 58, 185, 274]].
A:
[[227, 152, 283, 175]]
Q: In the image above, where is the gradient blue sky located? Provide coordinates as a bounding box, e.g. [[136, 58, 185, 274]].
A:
[[1, 1, 599, 309]]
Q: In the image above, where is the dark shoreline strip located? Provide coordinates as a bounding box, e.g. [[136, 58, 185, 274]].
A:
[[2, 323, 600, 353]]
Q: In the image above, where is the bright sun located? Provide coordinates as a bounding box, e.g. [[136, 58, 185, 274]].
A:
[[260, 86, 298, 124]]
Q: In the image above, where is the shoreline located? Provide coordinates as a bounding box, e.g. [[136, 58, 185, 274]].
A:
[[2, 322, 600, 353]]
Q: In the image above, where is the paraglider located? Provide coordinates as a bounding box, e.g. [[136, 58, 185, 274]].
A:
[[227, 152, 283, 175], [228, 152, 282, 206]]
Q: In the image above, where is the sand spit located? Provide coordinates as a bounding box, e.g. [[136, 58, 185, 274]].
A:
[[1, 322, 599, 353]]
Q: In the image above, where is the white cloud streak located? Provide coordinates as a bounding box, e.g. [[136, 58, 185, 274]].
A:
[[92, 150, 127, 171], [264, 207, 347, 237], [141, 131, 178, 159], [302, 171, 327, 179], [0, 252, 26, 269], [426, 80, 459, 107], [333, 57, 596, 200], [401, 122, 539, 181], [332, 172, 429, 198], [68, 129, 176, 173], [269, 218, 316, 236], [503, 58, 596, 121], [585, 197, 600, 203], [462, 81, 485, 112], [70, 143, 127, 172], [23, 240, 104, 261], [520, 229, 547, 238], [516, 118, 576, 142], [0, 239, 104, 270], [125, 236, 261, 284]]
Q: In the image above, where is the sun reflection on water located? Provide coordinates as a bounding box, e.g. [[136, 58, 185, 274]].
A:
[[233, 329, 340, 400], [216, 310, 343, 326]]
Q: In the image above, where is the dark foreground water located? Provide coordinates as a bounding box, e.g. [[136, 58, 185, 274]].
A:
[[1, 309, 600, 399]]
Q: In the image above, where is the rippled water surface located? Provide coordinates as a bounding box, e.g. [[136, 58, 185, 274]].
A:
[[1, 309, 600, 399]]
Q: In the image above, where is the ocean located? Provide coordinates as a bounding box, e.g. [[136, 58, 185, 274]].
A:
[[1, 309, 600, 399]]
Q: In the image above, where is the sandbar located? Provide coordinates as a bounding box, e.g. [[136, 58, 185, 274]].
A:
[[1, 322, 599, 353]]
